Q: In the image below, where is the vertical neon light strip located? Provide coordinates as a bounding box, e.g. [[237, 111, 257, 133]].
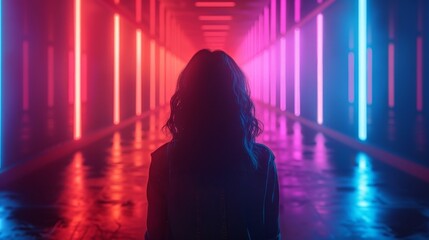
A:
[[136, 30, 142, 115], [74, 0, 81, 139], [367, 48, 372, 104], [23, 41, 29, 111], [358, 0, 367, 141], [280, 0, 286, 111], [417, 37, 423, 112], [294, 0, 301, 116], [317, 14, 323, 124], [348, 52, 354, 103], [113, 14, 120, 124], [136, 0, 142, 115], [150, 40, 156, 110], [388, 43, 394, 108], [47, 46, 54, 107], [159, 47, 165, 106], [263, 7, 269, 104]]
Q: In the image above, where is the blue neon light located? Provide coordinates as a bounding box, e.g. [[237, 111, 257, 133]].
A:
[[358, 0, 367, 141]]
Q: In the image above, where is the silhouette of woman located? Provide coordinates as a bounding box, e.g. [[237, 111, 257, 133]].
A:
[[145, 49, 280, 240]]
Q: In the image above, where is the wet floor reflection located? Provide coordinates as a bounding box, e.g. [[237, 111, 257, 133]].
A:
[[0, 106, 428, 239]]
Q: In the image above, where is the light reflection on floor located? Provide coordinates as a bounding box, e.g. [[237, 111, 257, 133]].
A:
[[0, 106, 428, 239]]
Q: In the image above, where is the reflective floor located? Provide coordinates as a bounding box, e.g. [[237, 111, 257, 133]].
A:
[[1, 106, 429, 239]]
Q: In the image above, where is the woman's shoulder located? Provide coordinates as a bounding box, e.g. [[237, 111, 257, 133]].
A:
[[254, 143, 275, 167]]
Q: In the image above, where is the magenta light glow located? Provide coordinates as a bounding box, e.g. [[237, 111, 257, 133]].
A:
[[270, 46, 276, 107], [317, 14, 324, 125], [150, 40, 156, 110], [270, 0, 276, 41], [136, 30, 142, 115], [280, 0, 286, 34], [294, 29, 300, 116], [388, 43, 395, 108], [280, 37, 286, 111]]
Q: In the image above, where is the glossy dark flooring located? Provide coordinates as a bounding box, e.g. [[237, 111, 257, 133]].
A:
[[1, 106, 429, 239]]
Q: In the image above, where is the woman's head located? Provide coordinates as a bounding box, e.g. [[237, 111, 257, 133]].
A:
[[165, 49, 262, 167]]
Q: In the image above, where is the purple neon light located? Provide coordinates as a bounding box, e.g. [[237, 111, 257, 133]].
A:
[[317, 14, 323, 124]]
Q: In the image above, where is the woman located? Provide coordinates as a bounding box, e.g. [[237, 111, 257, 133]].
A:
[[146, 50, 280, 240]]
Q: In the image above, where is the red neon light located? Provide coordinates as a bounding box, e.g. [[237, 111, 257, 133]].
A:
[[417, 37, 423, 111], [280, 0, 286, 34], [22, 41, 29, 111], [136, 30, 142, 115], [348, 52, 354, 103], [114, 0, 120, 4], [367, 48, 372, 105], [388, 43, 394, 108], [74, 0, 81, 139], [195, 2, 236, 7], [82, 53, 87, 103], [68, 51, 74, 104], [114, 14, 120, 124], [47, 45, 54, 107], [150, 40, 156, 109], [201, 25, 230, 30], [159, 47, 166, 106], [203, 31, 228, 37], [136, 0, 142, 22], [150, 0, 155, 35], [199, 15, 232, 21]]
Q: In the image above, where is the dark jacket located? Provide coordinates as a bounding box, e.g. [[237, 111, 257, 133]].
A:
[[145, 141, 280, 240]]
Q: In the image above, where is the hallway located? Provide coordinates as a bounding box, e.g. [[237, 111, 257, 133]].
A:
[[1, 0, 429, 239], [1, 105, 428, 239]]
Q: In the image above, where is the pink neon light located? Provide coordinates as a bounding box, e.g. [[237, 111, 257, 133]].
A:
[[198, 15, 232, 21], [114, 0, 120, 4], [22, 41, 29, 111], [317, 14, 323, 124], [264, 7, 269, 46], [263, 51, 269, 104], [160, 47, 166, 106], [47, 46, 54, 107], [136, 30, 142, 115], [270, 0, 276, 41], [195, 2, 236, 7], [417, 37, 423, 111], [136, 0, 142, 22], [294, 0, 301, 22], [280, 0, 286, 34], [270, 46, 276, 107], [114, 14, 120, 124], [294, 29, 300, 116], [388, 43, 395, 108], [367, 48, 372, 105], [348, 52, 354, 103], [68, 51, 74, 104], [280, 37, 286, 111], [150, 40, 156, 109], [74, 0, 81, 139]]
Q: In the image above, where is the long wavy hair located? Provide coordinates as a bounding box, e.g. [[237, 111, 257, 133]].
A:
[[164, 49, 262, 168]]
